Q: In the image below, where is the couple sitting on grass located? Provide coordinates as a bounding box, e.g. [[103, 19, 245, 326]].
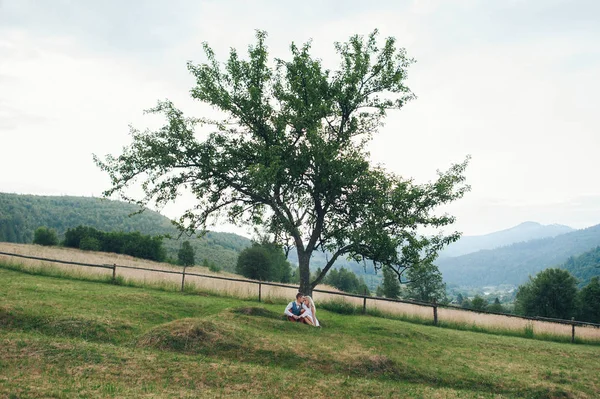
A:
[[284, 292, 320, 327]]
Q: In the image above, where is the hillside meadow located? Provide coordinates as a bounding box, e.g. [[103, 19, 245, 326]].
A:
[[1, 263, 600, 398], [2, 242, 600, 345]]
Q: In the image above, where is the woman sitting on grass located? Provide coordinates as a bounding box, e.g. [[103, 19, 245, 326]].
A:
[[301, 295, 320, 327]]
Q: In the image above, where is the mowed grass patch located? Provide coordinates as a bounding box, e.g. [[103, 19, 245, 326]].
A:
[[1, 267, 599, 398]]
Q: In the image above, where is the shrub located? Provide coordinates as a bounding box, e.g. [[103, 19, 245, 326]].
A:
[[208, 262, 221, 273], [33, 227, 58, 246], [63, 225, 166, 262], [79, 236, 101, 251], [470, 295, 488, 311], [236, 243, 291, 282], [63, 226, 101, 248], [323, 267, 370, 295], [320, 300, 358, 315]]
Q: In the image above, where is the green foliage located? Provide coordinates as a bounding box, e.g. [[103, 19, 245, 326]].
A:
[[33, 227, 58, 246], [236, 242, 291, 283], [79, 236, 101, 251], [380, 265, 401, 299], [64, 225, 102, 248], [63, 225, 166, 262], [319, 300, 359, 315], [461, 298, 472, 309], [578, 277, 600, 323], [405, 262, 446, 302], [260, 242, 292, 283], [470, 295, 488, 312], [323, 267, 370, 295], [95, 30, 469, 294], [178, 241, 195, 266], [203, 258, 221, 273], [488, 298, 505, 313], [515, 268, 578, 319], [560, 246, 600, 288]]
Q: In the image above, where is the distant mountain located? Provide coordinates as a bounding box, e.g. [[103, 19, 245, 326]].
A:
[[439, 221, 574, 258], [559, 246, 600, 287], [436, 223, 600, 287], [0, 193, 251, 271]]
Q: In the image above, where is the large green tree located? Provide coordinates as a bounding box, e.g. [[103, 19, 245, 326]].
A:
[[235, 242, 291, 282], [95, 30, 469, 294], [404, 261, 446, 303], [515, 268, 578, 319]]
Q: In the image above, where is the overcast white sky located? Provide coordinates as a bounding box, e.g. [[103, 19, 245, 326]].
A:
[[1, 0, 599, 237]]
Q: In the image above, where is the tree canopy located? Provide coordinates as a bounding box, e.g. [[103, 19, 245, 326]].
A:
[[33, 226, 58, 246], [322, 267, 370, 295], [515, 268, 578, 319], [578, 277, 600, 323], [178, 241, 195, 267], [404, 261, 446, 303], [236, 242, 292, 283], [96, 30, 469, 294], [380, 265, 401, 299]]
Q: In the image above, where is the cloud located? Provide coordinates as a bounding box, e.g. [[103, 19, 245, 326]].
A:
[[0, 0, 599, 237]]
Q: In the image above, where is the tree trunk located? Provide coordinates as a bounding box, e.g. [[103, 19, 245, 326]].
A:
[[297, 250, 312, 296]]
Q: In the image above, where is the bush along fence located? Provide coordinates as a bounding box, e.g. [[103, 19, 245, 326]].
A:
[[1, 250, 599, 343]]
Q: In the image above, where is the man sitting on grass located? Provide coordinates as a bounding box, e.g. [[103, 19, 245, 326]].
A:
[[284, 293, 306, 323]]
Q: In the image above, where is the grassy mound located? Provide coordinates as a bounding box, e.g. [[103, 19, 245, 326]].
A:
[[137, 318, 244, 354], [0, 306, 131, 343]]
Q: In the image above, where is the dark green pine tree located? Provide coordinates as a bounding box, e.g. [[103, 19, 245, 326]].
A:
[[178, 241, 195, 267]]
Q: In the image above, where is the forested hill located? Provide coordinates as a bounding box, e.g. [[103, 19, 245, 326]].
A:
[[438, 221, 574, 258], [437, 223, 600, 287], [0, 193, 251, 271], [559, 246, 600, 287]]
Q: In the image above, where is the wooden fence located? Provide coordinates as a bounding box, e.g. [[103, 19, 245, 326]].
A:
[[1, 250, 599, 343]]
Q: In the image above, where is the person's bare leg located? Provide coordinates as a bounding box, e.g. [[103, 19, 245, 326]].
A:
[[304, 316, 314, 326]]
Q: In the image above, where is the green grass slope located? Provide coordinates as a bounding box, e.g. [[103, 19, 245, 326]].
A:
[[0, 192, 251, 271], [1, 266, 599, 398]]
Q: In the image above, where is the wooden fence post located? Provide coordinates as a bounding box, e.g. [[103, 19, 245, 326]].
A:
[[112, 264, 116, 282], [571, 317, 575, 343], [433, 299, 438, 326], [362, 288, 367, 314], [258, 283, 262, 302], [181, 267, 186, 292]]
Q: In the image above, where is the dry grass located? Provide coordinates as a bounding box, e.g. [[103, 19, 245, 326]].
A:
[[2, 242, 599, 343], [368, 297, 434, 319]]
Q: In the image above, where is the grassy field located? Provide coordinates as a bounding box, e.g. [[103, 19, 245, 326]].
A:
[[2, 242, 600, 344], [1, 266, 600, 398]]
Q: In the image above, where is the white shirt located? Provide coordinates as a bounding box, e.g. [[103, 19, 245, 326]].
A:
[[284, 301, 303, 317]]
